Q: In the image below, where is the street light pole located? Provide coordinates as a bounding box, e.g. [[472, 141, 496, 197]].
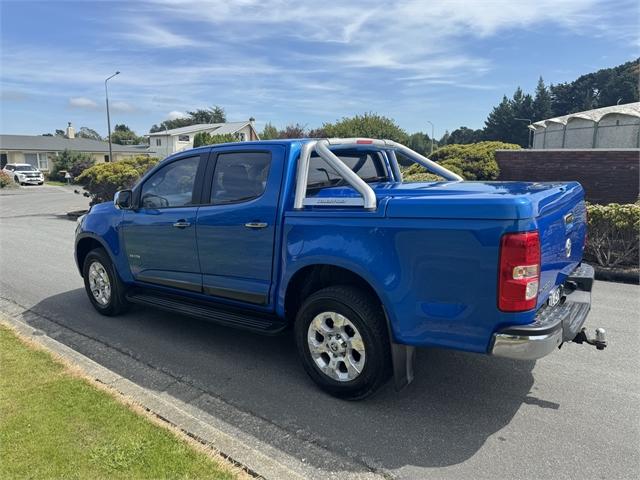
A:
[[426, 120, 434, 155], [105, 71, 120, 162], [515, 118, 532, 148]]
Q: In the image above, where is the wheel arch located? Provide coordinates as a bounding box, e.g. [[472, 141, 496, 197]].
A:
[[282, 261, 415, 391], [75, 234, 114, 276]]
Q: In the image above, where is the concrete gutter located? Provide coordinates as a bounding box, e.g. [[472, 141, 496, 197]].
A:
[[0, 300, 384, 480]]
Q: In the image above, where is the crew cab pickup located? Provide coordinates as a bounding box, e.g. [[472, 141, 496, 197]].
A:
[[75, 138, 606, 399]]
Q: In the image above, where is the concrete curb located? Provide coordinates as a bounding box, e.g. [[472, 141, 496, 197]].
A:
[[0, 302, 384, 480]]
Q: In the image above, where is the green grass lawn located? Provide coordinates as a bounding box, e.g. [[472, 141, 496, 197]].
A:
[[0, 325, 237, 480], [45, 180, 69, 186]]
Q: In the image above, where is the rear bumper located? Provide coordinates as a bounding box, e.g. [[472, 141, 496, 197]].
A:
[[490, 263, 594, 360]]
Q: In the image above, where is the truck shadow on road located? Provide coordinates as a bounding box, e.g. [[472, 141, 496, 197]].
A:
[[26, 288, 543, 472]]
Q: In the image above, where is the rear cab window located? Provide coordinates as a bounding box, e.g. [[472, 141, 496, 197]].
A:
[[306, 150, 388, 192]]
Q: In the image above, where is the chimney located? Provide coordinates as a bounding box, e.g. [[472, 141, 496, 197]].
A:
[[66, 122, 75, 139]]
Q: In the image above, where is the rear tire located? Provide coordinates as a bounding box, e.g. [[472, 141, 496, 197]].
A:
[[83, 248, 129, 316], [295, 285, 391, 400]]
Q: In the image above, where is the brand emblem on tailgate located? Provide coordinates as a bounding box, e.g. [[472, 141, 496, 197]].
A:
[[565, 238, 572, 258]]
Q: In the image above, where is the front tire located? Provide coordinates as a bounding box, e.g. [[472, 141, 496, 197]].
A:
[[295, 285, 391, 400], [83, 248, 129, 316]]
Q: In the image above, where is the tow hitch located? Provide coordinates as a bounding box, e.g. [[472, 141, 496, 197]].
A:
[[572, 327, 607, 350]]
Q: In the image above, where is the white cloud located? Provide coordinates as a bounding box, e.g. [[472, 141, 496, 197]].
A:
[[111, 101, 135, 113], [166, 110, 188, 120], [69, 97, 99, 109], [119, 19, 206, 48]]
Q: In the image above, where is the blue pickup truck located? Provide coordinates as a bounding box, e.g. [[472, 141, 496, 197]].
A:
[[75, 138, 606, 399]]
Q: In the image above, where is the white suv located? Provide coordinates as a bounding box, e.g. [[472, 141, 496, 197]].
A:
[[2, 164, 45, 185]]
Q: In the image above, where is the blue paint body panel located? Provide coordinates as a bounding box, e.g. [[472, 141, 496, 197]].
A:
[[76, 140, 587, 354]]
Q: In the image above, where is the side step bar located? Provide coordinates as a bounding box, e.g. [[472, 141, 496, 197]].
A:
[[126, 291, 288, 335]]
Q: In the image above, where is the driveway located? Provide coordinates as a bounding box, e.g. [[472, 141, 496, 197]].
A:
[[1, 186, 638, 479]]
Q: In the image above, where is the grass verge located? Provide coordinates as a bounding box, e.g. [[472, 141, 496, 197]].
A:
[[45, 180, 69, 186], [0, 324, 239, 479]]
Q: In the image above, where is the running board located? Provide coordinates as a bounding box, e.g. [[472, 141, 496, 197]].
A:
[[125, 291, 287, 334]]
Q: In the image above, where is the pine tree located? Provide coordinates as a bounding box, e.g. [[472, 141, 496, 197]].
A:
[[533, 77, 553, 120], [484, 95, 514, 142]]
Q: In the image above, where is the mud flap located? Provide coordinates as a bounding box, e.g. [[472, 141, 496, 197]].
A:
[[391, 342, 416, 391]]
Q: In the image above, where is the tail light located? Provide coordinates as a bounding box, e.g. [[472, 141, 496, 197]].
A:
[[498, 231, 540, 312]]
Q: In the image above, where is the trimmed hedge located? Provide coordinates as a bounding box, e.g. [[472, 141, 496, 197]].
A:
[[403, 141, 520, 181], [76, 156, 159, 205], [585, 203, 640, 268]]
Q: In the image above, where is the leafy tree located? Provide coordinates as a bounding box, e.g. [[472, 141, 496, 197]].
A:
[[447, 127, 484, 145], [150, 106, 227, 133], [76, 127, 103, 141], [55, 129, 65, 137], [111, 124, 145, 145], [261, 122, 279, 140], [50, 150, 96, 181], [533, 77, 553, 121], [322, 113, 409, 144], [192, 132, 238, 147], [277, 124, 307, 139], [187, 106, 226, 124], [585, 203, 640, 267], [406, 132, 431, 155], [550, 58, 639, 115], [76, 156, 159, 205]]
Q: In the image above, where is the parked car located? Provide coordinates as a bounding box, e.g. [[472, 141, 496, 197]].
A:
[[74, 138, 607, 399], [2, 163, 44, 185]]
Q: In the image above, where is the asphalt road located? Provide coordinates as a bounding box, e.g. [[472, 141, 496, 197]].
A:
[[1, 185, 639, 479]]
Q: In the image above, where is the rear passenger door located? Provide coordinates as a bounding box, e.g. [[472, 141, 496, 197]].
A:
[[196, 145, 285, 307]]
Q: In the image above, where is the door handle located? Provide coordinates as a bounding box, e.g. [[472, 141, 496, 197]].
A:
[[173, 220, 191, 229], [244, 222, 268, 229]]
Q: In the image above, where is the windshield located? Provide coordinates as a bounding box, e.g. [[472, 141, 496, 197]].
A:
[[15, 165, 37, 172], [307, 150, 388, 190]]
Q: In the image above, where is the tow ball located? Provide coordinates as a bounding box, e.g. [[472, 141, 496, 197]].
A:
[[572, 327, 607, 350]]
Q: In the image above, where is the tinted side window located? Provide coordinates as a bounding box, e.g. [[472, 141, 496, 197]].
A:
[[210, 152, 271, 204], [141, 156, 200, 208]]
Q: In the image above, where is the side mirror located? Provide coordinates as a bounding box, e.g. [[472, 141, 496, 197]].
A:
[[114, 190, 133, 209]]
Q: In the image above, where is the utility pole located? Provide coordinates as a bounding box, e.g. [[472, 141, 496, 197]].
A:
[[105, 71, 120, 162], [426, 120, 434, 155]]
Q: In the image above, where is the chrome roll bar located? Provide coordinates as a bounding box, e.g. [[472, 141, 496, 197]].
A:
[[293, 138, 463, 211]]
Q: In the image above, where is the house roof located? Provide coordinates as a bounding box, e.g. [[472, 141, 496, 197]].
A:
[[146, 121, 252, 137], [531, 102, 640, 129], [0, 134, 148, 153]]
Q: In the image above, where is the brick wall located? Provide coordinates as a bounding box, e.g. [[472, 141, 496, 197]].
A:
[[495, 149, 640, 204]]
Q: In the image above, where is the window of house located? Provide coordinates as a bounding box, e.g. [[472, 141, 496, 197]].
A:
[[104, 155, 110, 163], [156, 138, 161, 146], [236, 132, 246, 141], [140, 156, 200, 208], [23, 152, 49, 170], [178, 135, 190, 142], [210, 151, 271, 204]]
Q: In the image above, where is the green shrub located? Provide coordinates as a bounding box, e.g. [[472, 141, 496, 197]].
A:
[[427, 141, 520, 180], [76, 156, 159, 205], [193, 132, 238, 147], [585, 203, 640, 268], [401, 164, 445, 182], [0, 170, 14, 188], [399, 141, 519, 181], [50, 150, 96, 181]]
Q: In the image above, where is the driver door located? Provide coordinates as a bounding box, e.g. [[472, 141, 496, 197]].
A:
[[121, 153, 206, 292]]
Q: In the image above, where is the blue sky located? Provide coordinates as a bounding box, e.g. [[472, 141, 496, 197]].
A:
[[1, 0, 638, 138]]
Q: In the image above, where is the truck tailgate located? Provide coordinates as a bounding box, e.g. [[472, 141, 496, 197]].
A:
[[535, 183, 587, 308]]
